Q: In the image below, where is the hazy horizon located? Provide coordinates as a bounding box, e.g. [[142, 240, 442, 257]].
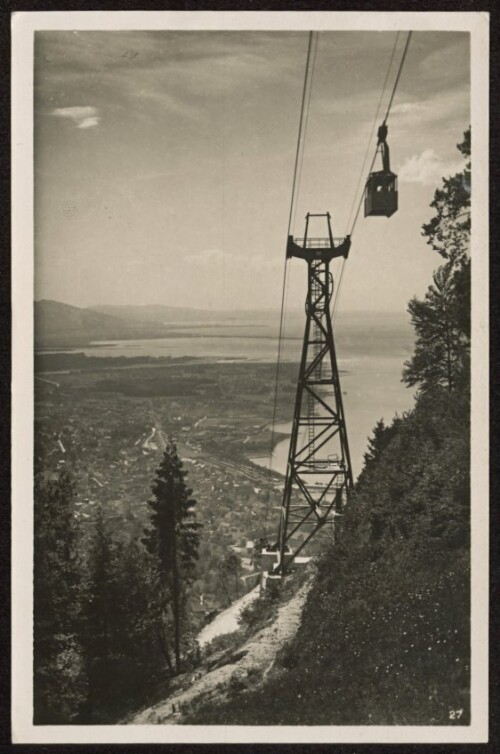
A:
[[35, 296, 413, 316]]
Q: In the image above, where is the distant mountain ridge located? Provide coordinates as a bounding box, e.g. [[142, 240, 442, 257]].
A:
[[88, 304, 277, 324], [35, 299, 412, 350], [35, 300, 169, 348]]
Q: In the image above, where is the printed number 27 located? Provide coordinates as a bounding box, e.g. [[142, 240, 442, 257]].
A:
[[449, 709, 463, 720]]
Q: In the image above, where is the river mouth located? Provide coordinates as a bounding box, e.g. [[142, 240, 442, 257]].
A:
[[250, 424, 341, 488], [250, 425, 291, 478], [248, 355, 414, 481]]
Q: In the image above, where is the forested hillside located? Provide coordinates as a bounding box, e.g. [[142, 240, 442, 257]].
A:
[[187, 130, 471, 726]]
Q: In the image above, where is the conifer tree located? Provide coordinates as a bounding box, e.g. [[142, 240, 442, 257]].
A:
[[421, 128, 470, 265], [218, 551, 242, 604], [142, 441, 202, 672], [79, 514, 167, 722], [34, 472, 85, 723], [79, 509, 115, 722], [402, 263, 470, 392], [403, 127, 471, 393]]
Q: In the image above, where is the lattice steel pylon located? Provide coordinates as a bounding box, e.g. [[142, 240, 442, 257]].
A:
[[273, 212, 354, 576]]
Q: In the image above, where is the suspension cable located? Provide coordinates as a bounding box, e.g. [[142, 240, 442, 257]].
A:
[[346, 32, 401, 233], [287, 31, 316, 236], [383, 31, 413, 125], [265, 31, 317, 538], [347, 30, 413, 239], [347, 148, 378, 237], [332, 31, 412, 323], [331, 258, 346, 323], [334, 34, 400, 322], [291, 33, 319, 234]]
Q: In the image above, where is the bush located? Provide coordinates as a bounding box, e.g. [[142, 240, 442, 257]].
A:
[[237, 583, 280, 633], [201, 631, 243, 658]]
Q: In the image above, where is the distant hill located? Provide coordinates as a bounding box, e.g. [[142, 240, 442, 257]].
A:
[[35, 300, 169, 348], [88, 304, 276, 325], [35, 299, 413, 351]]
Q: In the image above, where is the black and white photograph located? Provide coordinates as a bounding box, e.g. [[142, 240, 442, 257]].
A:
[[11, 10, 489, 745]]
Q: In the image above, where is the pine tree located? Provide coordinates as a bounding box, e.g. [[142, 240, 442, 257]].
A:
[[218, 551, 242, 604], [403, 127, 471, 394], [362, 418, 404, 470], [142, 441, 202, 672], [79, 510, 115, 722], [79, 514, 167, 722], [402, 263, 470, 392], [34, 472, 86, 723], [421, 128, 470, 265]]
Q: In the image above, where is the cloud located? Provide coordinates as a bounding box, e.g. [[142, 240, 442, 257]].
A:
[[51, 106, 100, 129], [36, 31, 302, 126], [398, 149, 465, 185], [78, 116, 100, 129], [390, 90, 469, 127], [390, 102, 422, 116], [186, 248, 227, 264]]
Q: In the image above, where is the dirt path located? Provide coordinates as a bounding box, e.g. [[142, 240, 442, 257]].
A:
[[128, 577, 312, 724], [197, 586, 260, 647]]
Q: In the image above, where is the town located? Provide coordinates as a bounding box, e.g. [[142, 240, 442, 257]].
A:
[[34, 353, 318, 623]]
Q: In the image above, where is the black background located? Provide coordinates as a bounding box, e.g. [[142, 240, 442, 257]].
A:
[[1, 1, 497, 752]]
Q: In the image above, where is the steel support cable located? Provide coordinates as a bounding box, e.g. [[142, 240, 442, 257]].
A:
[[291, 33, 319, 234], [328, 146, 378, 323], [335, 32, 412, 321], [287, 31, 316, 236], [347, 30, 412, 239], [266, 34, 317, 537], [347, 147, 379, 237], [331, 140, 378, 321], [264, 31, 317, 538], [333, 258, 352, 324], [337, 34, 401, 319], [382, 30, 413, 126], [346, 32, 401, 233]]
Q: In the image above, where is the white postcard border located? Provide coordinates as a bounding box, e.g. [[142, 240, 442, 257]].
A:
[[11, 9, 490, 744]]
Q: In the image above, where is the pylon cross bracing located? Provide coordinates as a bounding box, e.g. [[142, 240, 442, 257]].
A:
[[273, 213, 353, 575]]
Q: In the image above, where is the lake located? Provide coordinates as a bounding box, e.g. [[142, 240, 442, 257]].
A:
[[250, 355, 415, 480], [42, 312, 415, 478]]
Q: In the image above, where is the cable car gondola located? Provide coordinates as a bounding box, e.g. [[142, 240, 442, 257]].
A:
[[364, 123, 398, 218]]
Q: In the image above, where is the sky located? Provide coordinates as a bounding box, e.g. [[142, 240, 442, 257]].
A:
[[34, 29, 470, 312]]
